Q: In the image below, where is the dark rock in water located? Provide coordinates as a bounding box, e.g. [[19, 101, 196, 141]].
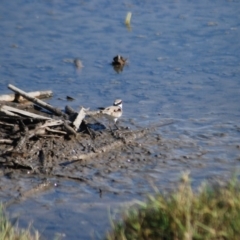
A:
[[73, 58, 83, 69], [112, 55, 127, 66]]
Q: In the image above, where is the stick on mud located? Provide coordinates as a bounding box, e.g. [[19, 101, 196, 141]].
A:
[[8, 84, 65, 117]]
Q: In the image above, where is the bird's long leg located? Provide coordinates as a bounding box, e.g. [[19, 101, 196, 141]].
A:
[[114, 123, 119, 130], [109, 124, 113, 132], [107, 120, 114, 132]]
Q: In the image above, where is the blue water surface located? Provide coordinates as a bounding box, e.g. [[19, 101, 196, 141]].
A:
[[1, 0, 240, 238]]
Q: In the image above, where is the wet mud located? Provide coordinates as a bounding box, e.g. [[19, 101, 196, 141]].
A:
[[0, 98, 175, 204], [0, 106, 239, 239], [1, 111, 238, 203]]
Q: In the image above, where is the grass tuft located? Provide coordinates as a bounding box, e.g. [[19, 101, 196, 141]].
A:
[[105, 175, 240, 240], [0, 205, 40, 240]]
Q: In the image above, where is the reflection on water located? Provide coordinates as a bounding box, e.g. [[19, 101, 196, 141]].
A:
[[0, 0, 240, 239]]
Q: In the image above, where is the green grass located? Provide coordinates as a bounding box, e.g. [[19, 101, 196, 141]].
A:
[[0, 206, 39, 240], [105, 174, 240, 240]]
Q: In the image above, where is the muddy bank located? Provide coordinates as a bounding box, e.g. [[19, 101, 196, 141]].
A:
[[0, 85, 176, 205], [0, 85, 239, 239], [0, 112, 239, 239]]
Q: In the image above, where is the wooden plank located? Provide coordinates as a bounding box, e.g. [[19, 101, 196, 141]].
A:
[[1, 105, 51, 120], [0, 107, 20, 117], [0, 90, 53, 102], [72, 107, 86, 131], [8, 84, 65, 117], [0, 139, 13, 144]]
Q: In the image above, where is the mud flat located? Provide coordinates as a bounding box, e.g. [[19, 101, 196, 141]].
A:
[[0, 85, 174, 204], [1, 85, 239, 239]]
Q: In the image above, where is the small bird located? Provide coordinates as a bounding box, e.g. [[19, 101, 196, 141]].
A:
[[99, 99, 123, 130], [112, 55, 127, 66]]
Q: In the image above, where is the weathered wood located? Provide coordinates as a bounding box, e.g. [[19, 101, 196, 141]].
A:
[[0, 139, 13, 144], [0, 94, 16, 102], [15, 135, 28, 151], [0, 121, 15, 127], [15, 90, 53, 102], [1, 105, 51, 120], [41, 119, 64, 128], [8, 84, 65, 117], [38, 134, 62, 138], [0, 107, 19, 117], [0, 90, 53, 102], [28, 120, 65, 138], [72, 107, 86, 131], [63, 121, 76, 135], [29, 128, 46, 138], [45, 127, 66, 135]]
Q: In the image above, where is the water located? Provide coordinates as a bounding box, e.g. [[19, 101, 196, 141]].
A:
[[0, 0, 240, 238]]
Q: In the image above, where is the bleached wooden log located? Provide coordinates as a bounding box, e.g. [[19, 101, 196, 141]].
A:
[[39, 134, 62, 138], [0, 90, 53, 102], [40, 119, 64, 128], [8, 84, 65, 117], [0, 94, 15, 102], [72, 107, 86, 131], [0, 107, 20, 117], [0, 94, 17, 102], [1, 105, 51, 120], [15, 135, 28, 151], [45, 127, 66, 135], [0, 139, 13, 144], [28, 120, 66, 139], [0, 121, 15, 127], [15, 90, 53, 102], [28, 127, 46, 138]]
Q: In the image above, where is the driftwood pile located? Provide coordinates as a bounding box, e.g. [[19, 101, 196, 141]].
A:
[[0, 84, 173, 173], [0, 84, 142, 172], [0, 84, 104, 170], [0, 84, 92, 138], [0, 84, 176, 208]]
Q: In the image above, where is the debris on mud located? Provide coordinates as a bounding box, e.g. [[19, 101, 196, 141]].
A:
[[0, 84, 173, 176]]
